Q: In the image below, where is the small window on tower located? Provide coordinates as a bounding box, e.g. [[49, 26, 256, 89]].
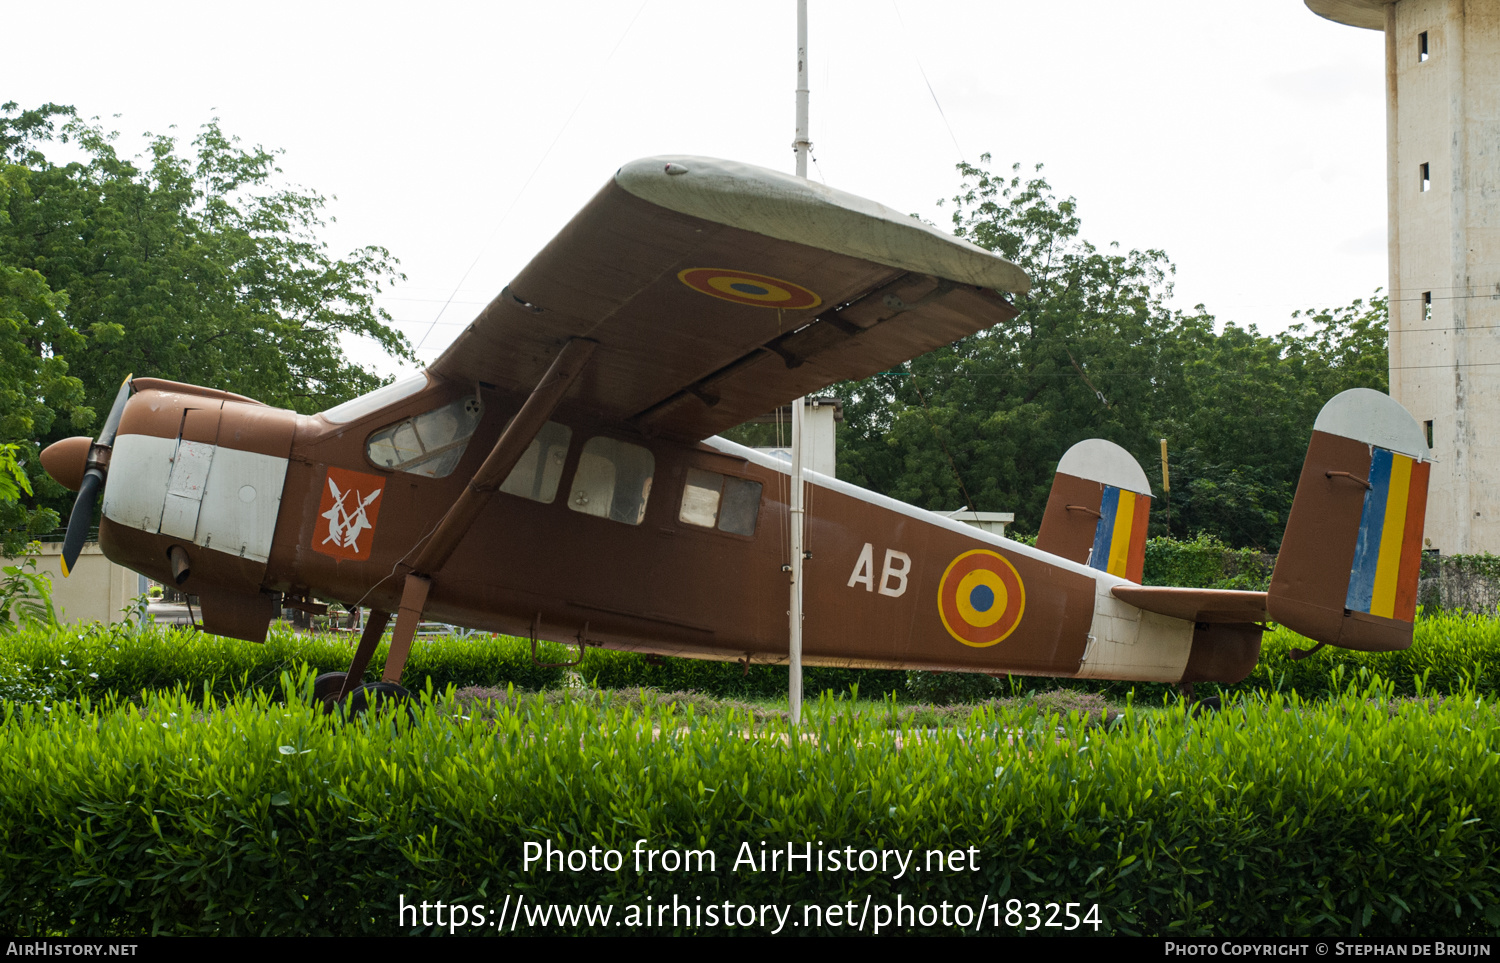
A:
[[1424, 420, 1434, 449], [1421, 163, 1431, 192], [1424, 291, 1433, 321], [1419, 31, 1429, 62]]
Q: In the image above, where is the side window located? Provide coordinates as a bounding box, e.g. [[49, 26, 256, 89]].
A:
[[568, 437, 654, 525], [679, 468, 763, 536], [366, 396, 484, 478], [499, 421, 572, 503]]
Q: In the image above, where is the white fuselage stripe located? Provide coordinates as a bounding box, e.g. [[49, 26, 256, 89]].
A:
[[102, 433, 288, 564]]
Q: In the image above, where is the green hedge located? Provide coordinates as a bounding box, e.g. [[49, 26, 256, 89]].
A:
[[908, 609, 1500, 704], [0, 623, 568, 703], [620, 608, 1500, 706], [578, 648, 907, 701], [1142, 533, 1275, 590], [3, 678, 1498, 936], [11, 608, 1500, 710]]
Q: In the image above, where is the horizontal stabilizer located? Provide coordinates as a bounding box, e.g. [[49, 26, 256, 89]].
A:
[[1037, 439, 1152, 582], [1111, 585, 1268, 624], [1268, 389, 1430, 652]]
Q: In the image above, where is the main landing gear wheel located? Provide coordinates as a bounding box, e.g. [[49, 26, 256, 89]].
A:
[[341, 682, 417, 721], [1177, 682, 1222, 717], [1191, 695, 1222, 716], [313, 672, 349, 709]]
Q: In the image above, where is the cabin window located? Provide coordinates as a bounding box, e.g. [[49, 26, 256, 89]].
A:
[[365, 396, 484, 478], [499, 421, 572, 503], [679, 468, 763, 536], [568, 437, 654, 525], [1419, 31, 1429, 62]]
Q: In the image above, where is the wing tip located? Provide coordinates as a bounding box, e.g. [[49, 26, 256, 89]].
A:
[[614, 154, 1030, 295]]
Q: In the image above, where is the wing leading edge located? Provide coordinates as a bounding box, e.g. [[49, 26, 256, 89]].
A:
[[429, 156, 1029, 442]]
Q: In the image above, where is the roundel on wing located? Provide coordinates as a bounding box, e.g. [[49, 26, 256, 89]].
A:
[[677, 268, 822, 309], [937, 550, 1025, 648]]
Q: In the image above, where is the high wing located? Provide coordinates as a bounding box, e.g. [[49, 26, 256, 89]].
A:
[[429, 156, 1029, 442]]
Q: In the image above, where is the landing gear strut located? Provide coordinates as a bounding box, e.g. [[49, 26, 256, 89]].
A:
[[315, 609, 414, 718]]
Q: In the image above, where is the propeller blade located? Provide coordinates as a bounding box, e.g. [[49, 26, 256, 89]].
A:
[[60, 375, 132, 578], [96, 375, 133, 447], [60, 469, 102, 577]]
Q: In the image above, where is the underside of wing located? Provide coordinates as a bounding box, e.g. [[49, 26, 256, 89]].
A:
[[429, 156, 1028, 442]]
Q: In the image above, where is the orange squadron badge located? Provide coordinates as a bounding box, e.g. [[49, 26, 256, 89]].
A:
[[312, 466, 386, 561]]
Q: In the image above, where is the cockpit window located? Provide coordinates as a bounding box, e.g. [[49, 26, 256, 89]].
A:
[[366, 396, 484, 478], [322, 374, 429, 424]]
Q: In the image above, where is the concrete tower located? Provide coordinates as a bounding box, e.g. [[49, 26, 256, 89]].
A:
[[1306, 0, 1500, 555]]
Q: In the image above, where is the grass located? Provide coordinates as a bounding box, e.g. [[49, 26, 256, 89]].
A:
[[454, 684, 1120, 727], [7, 673, 1500, 937]]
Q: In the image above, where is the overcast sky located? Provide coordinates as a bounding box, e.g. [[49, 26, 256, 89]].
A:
[[6, 1, 1388, 380]]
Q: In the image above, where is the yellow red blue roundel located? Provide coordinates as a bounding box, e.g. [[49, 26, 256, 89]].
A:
[[677, 268, 822, 309], [937, 550, 1025, 648]]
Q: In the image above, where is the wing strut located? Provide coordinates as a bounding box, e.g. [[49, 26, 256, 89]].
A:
[[379, 337, 599, 685]]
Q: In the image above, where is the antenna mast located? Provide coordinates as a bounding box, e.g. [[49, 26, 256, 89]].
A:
[[795, 1, 811, 178]]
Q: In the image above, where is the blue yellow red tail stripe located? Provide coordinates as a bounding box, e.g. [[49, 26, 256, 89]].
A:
[[1088, 486, 1150, 582], [1346, 448, 1430, 621]]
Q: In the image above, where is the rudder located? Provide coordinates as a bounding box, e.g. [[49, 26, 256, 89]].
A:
[[1037, 438, 1152, 583], [1268, 388, 1430, 652]]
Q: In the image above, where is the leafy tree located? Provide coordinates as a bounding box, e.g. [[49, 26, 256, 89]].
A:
[[832, 157, 1388, 550], [1160, 295, 1387, 548], [0, 443, 56, 629], [836, 158, 1207, 531], [0, 103, 414, 552]]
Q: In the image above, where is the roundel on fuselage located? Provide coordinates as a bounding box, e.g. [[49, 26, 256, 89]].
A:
[[937, 549, 1025, 648]]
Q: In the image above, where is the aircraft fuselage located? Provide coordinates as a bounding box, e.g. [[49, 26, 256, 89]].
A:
[[95, 376, 1260, 685]]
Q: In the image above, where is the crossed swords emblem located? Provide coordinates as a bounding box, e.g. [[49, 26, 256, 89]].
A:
[[320, 477, 382, 552]]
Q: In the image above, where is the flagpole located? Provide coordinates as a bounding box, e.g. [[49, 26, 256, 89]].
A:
[[788, 0, 810, 727]]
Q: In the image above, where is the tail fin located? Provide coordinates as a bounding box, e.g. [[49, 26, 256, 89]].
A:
[[1268, 388, 1431, 652], [1037, 439, 1152, 582]]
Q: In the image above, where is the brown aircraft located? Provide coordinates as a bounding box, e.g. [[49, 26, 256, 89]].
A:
[[40, 157, 1432, 708]]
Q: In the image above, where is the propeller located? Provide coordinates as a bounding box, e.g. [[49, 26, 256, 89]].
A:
[[56, 375, 133, 577]]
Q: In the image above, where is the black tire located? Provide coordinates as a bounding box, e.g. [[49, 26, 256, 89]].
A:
[[1190, 695, 1222, 717], [342, 681, 416, 720], [313, 672, 349, 706]]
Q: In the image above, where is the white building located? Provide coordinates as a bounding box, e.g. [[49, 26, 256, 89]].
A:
[[1307, 0, 1500, 553], [6, 541, 147, 626]]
